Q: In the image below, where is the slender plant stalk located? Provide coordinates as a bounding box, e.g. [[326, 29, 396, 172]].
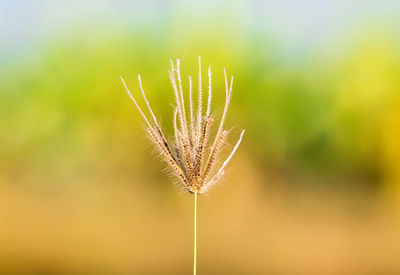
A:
[[193, 191, 197, 275]]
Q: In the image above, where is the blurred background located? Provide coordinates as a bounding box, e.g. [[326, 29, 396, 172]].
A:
[[1, 0, 400, 274]]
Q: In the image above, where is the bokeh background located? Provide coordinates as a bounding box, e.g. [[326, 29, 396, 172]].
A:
[[1, 0, 400, 274]]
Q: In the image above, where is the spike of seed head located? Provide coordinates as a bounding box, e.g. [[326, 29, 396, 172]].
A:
[[121, 58, 244, 194]]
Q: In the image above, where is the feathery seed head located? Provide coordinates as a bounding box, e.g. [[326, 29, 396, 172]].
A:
[[121, 58, 244, 194]]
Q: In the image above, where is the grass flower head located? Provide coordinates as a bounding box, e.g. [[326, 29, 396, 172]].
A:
[[121, 57, 244, 194]]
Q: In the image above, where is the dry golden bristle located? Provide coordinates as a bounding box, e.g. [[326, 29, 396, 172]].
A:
[[202, 129, 228, 184], [121, 58, 244, 194]]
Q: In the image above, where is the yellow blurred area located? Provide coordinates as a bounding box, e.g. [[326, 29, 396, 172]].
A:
[[1, 154, 400, 274]]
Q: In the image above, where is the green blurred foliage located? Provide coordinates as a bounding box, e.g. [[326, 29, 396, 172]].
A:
[[1, 7, 400, 189]]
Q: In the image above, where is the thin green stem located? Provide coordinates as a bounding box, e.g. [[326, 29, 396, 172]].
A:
[[193, 191, 197, 275]]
